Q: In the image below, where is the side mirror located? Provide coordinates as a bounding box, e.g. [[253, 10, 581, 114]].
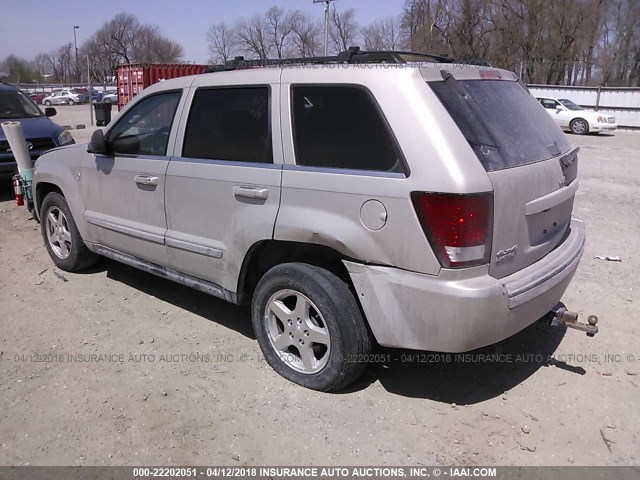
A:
[[556, 105, 563, 111], [44, 107, 57, 117], [88, 129, 108, 154]]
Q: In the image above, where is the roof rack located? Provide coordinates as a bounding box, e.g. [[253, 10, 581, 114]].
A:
[[206, 46, 458, 73]]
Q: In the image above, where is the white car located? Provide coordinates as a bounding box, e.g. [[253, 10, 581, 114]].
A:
[[42, 90, 87, 106], [536, 97, 617, 135]]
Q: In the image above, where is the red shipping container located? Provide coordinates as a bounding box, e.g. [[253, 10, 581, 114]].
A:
[[115, 63, 209, 111]]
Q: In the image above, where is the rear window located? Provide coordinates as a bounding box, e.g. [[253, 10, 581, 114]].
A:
[[430, 79, 571, 171]]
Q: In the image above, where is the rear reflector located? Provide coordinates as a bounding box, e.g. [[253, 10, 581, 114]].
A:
[[411, 192, 493, 268]]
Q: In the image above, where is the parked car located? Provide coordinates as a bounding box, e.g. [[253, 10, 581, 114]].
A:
[[101, 90, 117, 103], [42, 90, 87, 106], [29, 91, 48, 105], [77, 87, 103, 103], [32, 51, 586, 391], [0, 82, 74, 175], [536, 96, 617, 135]]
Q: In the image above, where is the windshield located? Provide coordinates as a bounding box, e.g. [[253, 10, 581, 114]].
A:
[[0, 90, 41, 119], [430, 79, 571, 171], [558, 99, 583, 111]]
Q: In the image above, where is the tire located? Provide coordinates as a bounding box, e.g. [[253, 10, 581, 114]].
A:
[[67, 99, 75, 106], [40, 192, 97, 272], [44, 100, 51, 106], [570, 118, 589, 135], [251, 263, 372, 392]]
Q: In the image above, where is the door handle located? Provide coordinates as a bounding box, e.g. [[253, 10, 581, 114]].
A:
[[233, 186, 269, 200], [134, 175, 159, 186]]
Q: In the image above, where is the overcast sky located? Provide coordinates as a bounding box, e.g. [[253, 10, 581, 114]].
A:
[[1, 0, 404, 63]]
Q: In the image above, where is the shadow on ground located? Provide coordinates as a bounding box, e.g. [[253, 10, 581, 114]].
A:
[[88, 256, 578, 404], [348, 320, 578, 403], [98, 258, 256, 340], [0, 176, 17, 202]]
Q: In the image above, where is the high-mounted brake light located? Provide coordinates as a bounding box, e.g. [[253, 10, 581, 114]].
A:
[[411, 192, 493, 268], [479, 70, 502, 80]]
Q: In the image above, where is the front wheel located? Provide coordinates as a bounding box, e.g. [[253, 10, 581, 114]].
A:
[[570, 118, 589, 135], [40, 192, 97, 272], [44, 100, 51, 106], [251, 263, 372, 392]]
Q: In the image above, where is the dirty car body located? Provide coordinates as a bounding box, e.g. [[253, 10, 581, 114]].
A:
[[31, 55, 586, 390]]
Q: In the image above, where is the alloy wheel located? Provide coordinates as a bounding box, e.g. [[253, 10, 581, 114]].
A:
[[45, 206, 72, 259], [265, 289, 331, 374]]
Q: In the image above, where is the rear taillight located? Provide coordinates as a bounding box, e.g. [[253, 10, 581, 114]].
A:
[[411, 192, 493, 268]]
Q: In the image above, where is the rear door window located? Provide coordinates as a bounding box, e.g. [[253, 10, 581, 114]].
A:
[[430, 79, 571, 172], [182, 87, 272, 164], [291, 86, 405, 173]]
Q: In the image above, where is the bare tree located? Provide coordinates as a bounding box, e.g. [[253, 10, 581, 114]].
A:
[[207, 23, 237, 64], [329, 7, 358, 53], [133, 25, 183, 63], [237, 15, 272, 59], [0, 55, 42, 83], [265, 6, 296, 59], [85, 12, 183, 68], [362, 16, 402, 50], [290, 11, 321, 57], [42, 43, 74, 83], [94, 13, 139, 64]]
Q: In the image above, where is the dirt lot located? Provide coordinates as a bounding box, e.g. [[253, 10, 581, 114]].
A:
[[0, 106, 639, 466]]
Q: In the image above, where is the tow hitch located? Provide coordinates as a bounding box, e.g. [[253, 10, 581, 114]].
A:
[[548, 303, 599, 337]]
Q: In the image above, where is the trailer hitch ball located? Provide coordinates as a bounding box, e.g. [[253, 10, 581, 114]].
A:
[[551, 304, 599, 337]]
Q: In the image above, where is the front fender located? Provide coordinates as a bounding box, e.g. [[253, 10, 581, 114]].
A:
[[32, 144, 91, 242]]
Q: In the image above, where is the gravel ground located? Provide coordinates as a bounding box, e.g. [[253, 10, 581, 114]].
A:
[[0, 107, 638, 466]]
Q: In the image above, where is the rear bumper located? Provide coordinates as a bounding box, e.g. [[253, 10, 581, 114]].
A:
[[345, 218, 585, 352]]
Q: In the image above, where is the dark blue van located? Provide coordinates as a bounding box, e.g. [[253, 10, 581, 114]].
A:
[[0, 82, 75, 174]]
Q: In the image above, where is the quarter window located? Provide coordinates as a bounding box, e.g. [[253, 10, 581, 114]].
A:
[[182, 87, 272, 163], [108, 91, 181, 156], [291, 86, 404, 173]]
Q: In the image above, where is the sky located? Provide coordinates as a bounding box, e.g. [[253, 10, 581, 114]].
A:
[[1, 0, 405, 64]]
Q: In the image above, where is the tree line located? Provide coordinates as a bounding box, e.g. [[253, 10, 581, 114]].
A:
[[207, 0, 639, 87], [2, 1, 638, 87], [1, 13, 182, 84]]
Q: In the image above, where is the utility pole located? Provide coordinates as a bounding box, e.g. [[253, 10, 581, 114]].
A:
[[73, 25, 80, 83], [87, 54, 94, 126], [313, 0, 335, 56]]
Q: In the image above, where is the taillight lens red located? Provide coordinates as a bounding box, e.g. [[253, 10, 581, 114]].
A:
[[479, 70, 503, 80], [411, 192, 493, 268]]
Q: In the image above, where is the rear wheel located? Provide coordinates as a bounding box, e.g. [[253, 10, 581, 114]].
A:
[[251, 263, 372, 392], [41, 192, 97, 272], [67, 98, 75, 106], [570, 118, 589, 135]]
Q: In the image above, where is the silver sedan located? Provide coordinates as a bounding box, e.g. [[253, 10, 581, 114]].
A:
[[42, 90, 87, 106]]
